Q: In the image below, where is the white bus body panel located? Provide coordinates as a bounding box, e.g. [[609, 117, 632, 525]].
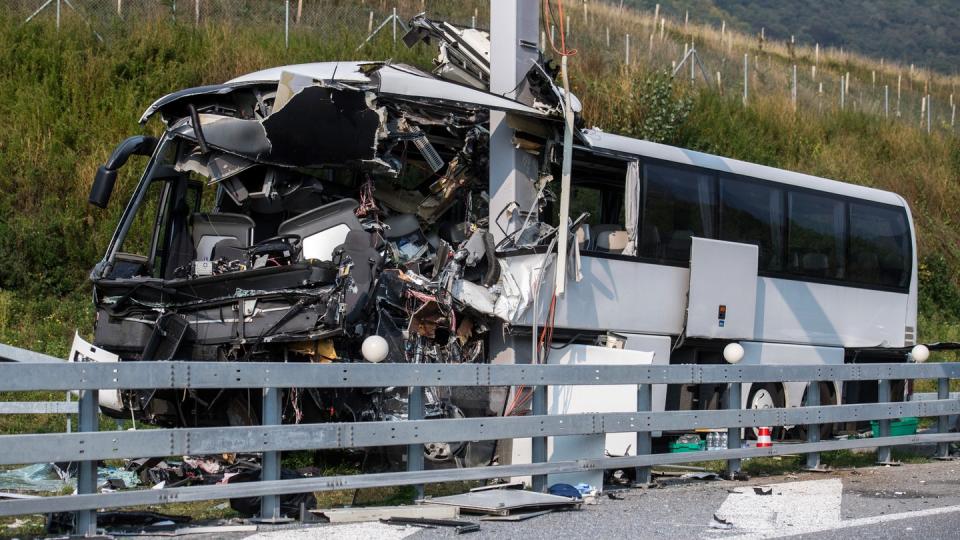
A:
[[505, 255, 908, 348], [755, 278, 907, 348], [506, 253, 689, 335]]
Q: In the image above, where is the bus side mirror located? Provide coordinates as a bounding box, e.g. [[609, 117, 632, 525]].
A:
[[89, 166, 118, 209], [89, 135, 159, 208]]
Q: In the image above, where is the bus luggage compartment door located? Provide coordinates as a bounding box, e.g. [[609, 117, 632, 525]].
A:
[[686, 238, 759, 340]]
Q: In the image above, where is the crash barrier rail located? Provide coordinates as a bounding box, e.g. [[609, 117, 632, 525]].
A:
[[0, 343, 77, 425], [0, 344, 959, 535]]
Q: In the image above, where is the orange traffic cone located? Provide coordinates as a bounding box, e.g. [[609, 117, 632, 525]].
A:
[[757, 426, 773, 448]]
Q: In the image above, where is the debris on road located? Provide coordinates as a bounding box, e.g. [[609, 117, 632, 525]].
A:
[[422, 489, 581, 516], [709, 514, 734, 530], [380, 516, 480, 534]]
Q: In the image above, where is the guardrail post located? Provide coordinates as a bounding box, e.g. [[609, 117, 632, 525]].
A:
[[936, 377, 953, 460], [75, 388, 98, 536], [531, 385, 548, 492], [876, 378, 894, 464], [725, 382, 741, 477], [804, 381, 823, 470], [258, 387, 284, 521], [407, 385, 425, 500], [634, 383, 652, 486]]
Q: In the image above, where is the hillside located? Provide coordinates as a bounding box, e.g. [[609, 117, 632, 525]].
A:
[[621, 0, 960, 75], [1, 1, 960, 361]]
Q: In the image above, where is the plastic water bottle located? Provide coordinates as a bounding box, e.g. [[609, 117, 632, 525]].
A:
[[720, 432, 728, 449], [707, 431, 716, 450]]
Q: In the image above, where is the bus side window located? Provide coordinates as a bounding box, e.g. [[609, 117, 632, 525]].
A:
[[848, 203, 910, 288], [719, 176, 784, 271], [641, 164, 716, 263], [787, 192, 846, 280]]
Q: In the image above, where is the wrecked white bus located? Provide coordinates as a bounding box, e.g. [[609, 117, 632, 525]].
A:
[[80, 18, 921, 467]]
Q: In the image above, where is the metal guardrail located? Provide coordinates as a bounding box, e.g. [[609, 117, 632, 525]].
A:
[[0, 342, 957, 536]]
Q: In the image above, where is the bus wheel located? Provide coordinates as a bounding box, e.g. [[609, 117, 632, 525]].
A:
[[798, 382, 837, 440], [746, 384, 785, 440]]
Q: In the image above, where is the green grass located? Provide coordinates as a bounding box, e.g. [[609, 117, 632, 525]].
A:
[[689, 448, 932, 477]]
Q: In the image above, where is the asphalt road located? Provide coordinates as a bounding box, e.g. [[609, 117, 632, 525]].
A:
[[128, 457, 960, 540]]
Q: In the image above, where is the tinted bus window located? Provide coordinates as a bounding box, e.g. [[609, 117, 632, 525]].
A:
[[641, 164, 716, 263], [848, 203, 910, 288], [787, 192, 846, 280], [719, 177, 784, 271]]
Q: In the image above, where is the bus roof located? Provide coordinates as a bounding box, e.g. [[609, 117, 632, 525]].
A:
[[582, 128, 906, 207]]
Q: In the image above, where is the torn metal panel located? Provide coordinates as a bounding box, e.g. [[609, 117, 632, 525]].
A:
[[373, 64, 548, 118]]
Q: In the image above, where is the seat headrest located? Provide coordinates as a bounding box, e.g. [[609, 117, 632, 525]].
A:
[[596, 230, 629, 253]]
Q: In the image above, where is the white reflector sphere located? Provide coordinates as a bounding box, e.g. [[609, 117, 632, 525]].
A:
[[362, 335, 389, 363], [911, 344, 930, 363], [723, 342, 745, 364]]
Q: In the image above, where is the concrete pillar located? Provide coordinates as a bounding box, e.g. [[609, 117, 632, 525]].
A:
[[489, 0, 541, 244]]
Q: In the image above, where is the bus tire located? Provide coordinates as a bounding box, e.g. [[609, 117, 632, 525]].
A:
[[798, 382, 837, 440], [746, 383, 785, 440]]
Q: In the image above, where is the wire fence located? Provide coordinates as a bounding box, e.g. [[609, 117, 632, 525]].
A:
[[9, 0, 958, 136]]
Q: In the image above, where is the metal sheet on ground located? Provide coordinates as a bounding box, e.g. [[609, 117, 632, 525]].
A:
[[480, 509, 553, 521], [421, 490, 579, 515]]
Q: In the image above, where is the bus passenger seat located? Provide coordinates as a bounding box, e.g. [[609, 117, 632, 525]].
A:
[[192, 213, 255, 261], [595, 229, 629, 254], [590, 224, 621, 250], [574, 223, 591, 251]]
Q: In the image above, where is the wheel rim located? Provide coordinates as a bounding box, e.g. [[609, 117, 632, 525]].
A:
[[750, 389, 777, 410], [749, 387, 778, 438]]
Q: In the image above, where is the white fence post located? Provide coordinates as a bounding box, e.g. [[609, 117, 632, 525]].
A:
[[625, 33, 630, 65], [743, 53, 748, 105], [792, 64, 797, 110]]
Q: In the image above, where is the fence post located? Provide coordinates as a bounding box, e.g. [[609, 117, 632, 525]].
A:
[[936, 377, 952, 459], [56, 0, 60, 30], [634, 383, 652, 486], [392, 7, 397, 44], [840, 76, 845, 110], [284, 1, 290, 49], [726, 382, 742, 478], [531, 385, 548, 492], [804, 382, 822, 470], [927, 94, 932, 134], [75, 387, 98, 535], [625, 33, 630, 66], [876, 379, 893, 464], [259, 387, 283, 521], [194, 0, 199, 27], [885, 85, 889, 118], [742, 53, 748, 105], [792, 64, 798, 110], [117, 0, 122, 16], [407, 385, 425, 500]]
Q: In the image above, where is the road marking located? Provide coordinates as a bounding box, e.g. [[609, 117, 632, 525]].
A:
[[709, 478, 843, 537], [724, 503, 960, 539]]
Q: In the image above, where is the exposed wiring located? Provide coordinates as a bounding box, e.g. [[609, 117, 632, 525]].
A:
[[543, 0, 578, 57]]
